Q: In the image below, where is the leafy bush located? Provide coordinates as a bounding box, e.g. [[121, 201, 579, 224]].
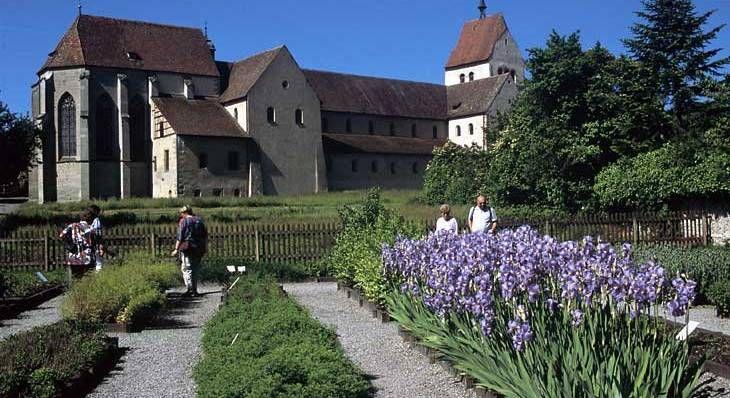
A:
[[326, 188, 421, 303], [0, 269, 65, 298], [708, 281, 730, 317], [61, 252, 179, 325], [422, 142, 491, 205], [634, 244, 730, 304], [0, 321, 108, 398], [194, 274, 370, 398]]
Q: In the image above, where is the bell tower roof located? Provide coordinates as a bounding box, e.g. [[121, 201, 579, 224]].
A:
[[445, 13, 507, 69]]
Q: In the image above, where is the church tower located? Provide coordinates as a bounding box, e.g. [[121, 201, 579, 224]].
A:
[[444, 1, 524, 86]]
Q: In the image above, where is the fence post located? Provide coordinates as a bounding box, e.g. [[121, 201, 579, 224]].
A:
[[254, 229, 260, 262], [150, 232, 156, 256], [43, 232, 50, 271], [701, 213, 709, 246], [632, 214, 639, 245]]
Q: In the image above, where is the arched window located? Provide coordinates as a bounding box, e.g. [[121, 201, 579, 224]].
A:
[[198, 152, 208, 169], [295, 109, 304, 126], [371, 161, 378, 173], [233, 108, 239, 121], [158, 121, 164, 137], [368, 121, 374, 134], [59, 94, 76, 158], [389, 122, 395, 136], [510, 69, 516, 81], [267, 106, 276, 124], [346, 118, 352, 133], [456, 126, 461, 137], [351, 159, 359, 173], [95, 94, 116, 158], [390, 162, 396, 175], [233, 188, 241, 197], [129, 95, 146, 162], [469, 72, 474, 81], [459, 74, 466, 83], [411, 124, 417, 138], [322, 117, 328, 132], [469, 124, 474, 135], [497, 66, 504, 75], [412, 162, 419, 174], [432, 126, 438, 139]]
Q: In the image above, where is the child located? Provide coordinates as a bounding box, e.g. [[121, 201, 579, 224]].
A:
[[88, 205, 105, 271]]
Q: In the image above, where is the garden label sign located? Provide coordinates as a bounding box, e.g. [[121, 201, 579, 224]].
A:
[[675, 321, 699, 341], [35, 272, 49, 283]]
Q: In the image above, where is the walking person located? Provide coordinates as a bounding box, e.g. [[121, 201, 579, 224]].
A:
[[59, 209, 95, 276], [468, 194, 498, 234], [435, 204, 459, 234], [171, 205, 208, 297], [88, 205, 105, 272]]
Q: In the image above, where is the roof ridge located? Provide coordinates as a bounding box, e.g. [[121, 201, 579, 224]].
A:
[[231, 45, 285, 65], [80, 14, 203, 32], [463, 12, 505, 24], [303, 68, 444, 88]]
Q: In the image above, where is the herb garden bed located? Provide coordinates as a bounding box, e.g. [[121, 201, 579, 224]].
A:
[[0, 285, 64, 319]]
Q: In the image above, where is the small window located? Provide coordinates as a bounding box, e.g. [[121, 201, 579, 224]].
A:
[[295, 109, 304, 126], [411, 124, 417, 138], [233, 108, 238, 121], [346, 118, 352, 133], [233, 188, 241, 197], [351, 159, 359, 173], [389, 122, 395, 136], [432, 126, 438, 139], [228, 151, 239, 171], [511, 69, 516, 81], [126, 52, 141, 61], [267, 107, 276, 124], [390, 162, 396, 175], [153, 156, 157, 172], [164, 150, 170, 172], [322, 117, 328, 132], [456, 126, 461, 136], [412, 162, 419, 174], [158, 121, 164, 137], [368, 121, 374, 134], [469, 72, 474, 82], [199, 152, 208, 169], [194, 189, 201, 197], [326, 157, 333, 172], [213, 188, 222, 197], [459, 74, 465, 83], [469, 124, 474, 135], [371, 161, 378, 173], [282, 80, 289, 89]]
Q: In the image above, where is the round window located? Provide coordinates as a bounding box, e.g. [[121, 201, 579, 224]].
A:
[[282, 80, 289, 89]]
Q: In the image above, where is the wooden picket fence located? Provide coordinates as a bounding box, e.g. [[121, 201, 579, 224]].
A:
[[0, 212, 710, 271]]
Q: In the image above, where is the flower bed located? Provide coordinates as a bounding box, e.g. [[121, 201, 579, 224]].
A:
[[0, 269, 66, 319], [0, 321, 117, 398], [383, 227, 705, 397], [195, 273, 370, 398], [61, 253, 180, 329]]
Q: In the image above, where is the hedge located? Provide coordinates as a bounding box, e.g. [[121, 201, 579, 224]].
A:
[[0, 321, 109, 398], [194, 274, 370, 398]]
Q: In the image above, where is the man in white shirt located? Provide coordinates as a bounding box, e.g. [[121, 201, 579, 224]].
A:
[[468, 195, 498, 234]]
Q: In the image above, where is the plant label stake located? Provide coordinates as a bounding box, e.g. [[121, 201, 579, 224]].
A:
[[35, 272, 49, 283], [675, 321, 699, 341], [230, 333, 239, 346], [228, 277, 241, 291]]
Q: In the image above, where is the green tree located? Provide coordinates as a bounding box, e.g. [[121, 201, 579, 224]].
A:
[[421, 142, 490, 205], [0, 100, 42, 187], [624, 0, 729, 132]]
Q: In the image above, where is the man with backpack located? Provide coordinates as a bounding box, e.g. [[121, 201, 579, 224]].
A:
[[171, 205, 208, 297], [468, 194, 498, 234]]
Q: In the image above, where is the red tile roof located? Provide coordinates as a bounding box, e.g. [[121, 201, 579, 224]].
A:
[[218, 47, 283, 104], [152, 97, 247, 138], [445, 14, 507, 69], [41, 15, 219, 77], [446, 74, 510, 118], [322, 133, 446, 155], [304, 70, 447, 120]]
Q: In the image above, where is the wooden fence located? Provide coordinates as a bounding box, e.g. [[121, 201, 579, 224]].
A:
[[0, 212, 710, 271]]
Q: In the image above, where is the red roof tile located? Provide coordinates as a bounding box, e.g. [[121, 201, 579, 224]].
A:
[[445, 14, 507, 69], [322, 133, 445, 155], [219, 47, 283, 104], [304, 70, 447, 120], [446, 74, 510, 118], [152, 97, 247, 138], [41, 15, 219, 77]]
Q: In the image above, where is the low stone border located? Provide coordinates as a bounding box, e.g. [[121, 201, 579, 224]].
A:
[[664, 318, 730, 380], [336, 282, 391, 323], [59, 337, 120, 397], [103, 322, 139, 333], [0, 285, 64, 320]]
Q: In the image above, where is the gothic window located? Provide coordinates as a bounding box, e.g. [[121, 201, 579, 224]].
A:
[[351, 159, 359, 173], [199, 152, 208, 169], [267, 106, 276, 124], [95, 93, 116, 158], [459, 74, 466, 83], [469, 72, 475, 82], [371, 161, 378, 173], [389, 122, 395, 136], [295, 109, 304, 126], [456, 126, 461, 137], [228, 151, 239, 171], [432, 126, 438, 139], [129, 95, 146, 162], [469, 124, 474, 135], [411, 124, 417, 138], [346, 118, 352, 133], [368, 121, 374, 134], [59, 94, 76, 158]]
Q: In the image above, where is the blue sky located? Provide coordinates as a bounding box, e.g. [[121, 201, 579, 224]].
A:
[[1, 0, 728, 114]]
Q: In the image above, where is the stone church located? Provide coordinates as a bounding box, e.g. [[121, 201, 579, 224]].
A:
[[29, 2, 524, 202]]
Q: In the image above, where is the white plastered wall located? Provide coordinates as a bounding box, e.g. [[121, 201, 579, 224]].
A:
[[445, 62, 492, 86], [225, 99, 248, 131], [448, 114, 486, 147]]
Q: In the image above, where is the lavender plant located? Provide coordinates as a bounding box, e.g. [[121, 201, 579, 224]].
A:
[[383, 226, 704, 397]]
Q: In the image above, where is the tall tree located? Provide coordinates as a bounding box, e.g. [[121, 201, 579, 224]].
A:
[[0, 100, 41, 188], [624, 0, 729, 132]]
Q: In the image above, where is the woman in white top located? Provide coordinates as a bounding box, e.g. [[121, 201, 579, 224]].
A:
[[435, 204, 458, 234]]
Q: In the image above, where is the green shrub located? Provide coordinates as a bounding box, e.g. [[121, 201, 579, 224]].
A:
[[0, 321, 108, 398], [708, 281, 730, 317], [194, 274, 369, 398], [0, 269, 65, 298], [422, 142, 491, 205], [61, 253, 179, 325]]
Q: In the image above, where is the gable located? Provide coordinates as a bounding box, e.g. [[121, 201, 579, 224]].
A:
[[219, 47, 284, 104], [446, 14, 508, 69]]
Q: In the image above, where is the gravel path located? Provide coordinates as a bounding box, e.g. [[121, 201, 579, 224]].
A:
[[88, 284, 221, 398], [0, 294, 64, 340], [657, 305, 730, 336], [284, 282, 476, 398]]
